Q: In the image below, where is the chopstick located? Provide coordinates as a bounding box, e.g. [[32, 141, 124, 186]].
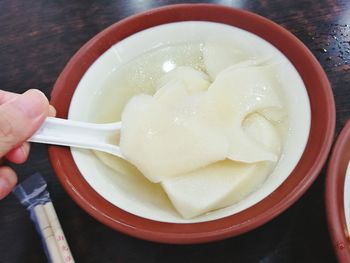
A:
[[34, 202, 74, 263]]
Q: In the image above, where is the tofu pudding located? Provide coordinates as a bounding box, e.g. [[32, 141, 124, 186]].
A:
[[69, 22, 310, 223]]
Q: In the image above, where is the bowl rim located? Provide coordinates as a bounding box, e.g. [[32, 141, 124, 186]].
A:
[[49, 3, 335, 244], [326, 120, 350, 262]]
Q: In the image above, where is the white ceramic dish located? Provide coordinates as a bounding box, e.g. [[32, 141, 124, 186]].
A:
[[68, 21, 311, 223]]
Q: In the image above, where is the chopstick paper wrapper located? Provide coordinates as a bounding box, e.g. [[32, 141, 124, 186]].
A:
[[13, 173, 74, 263]]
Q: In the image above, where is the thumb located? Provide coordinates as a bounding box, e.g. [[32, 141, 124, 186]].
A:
[[0, 89, 49, 157]]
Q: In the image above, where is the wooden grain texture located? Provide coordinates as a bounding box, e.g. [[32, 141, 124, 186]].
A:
[[0, 0, 348, 262]]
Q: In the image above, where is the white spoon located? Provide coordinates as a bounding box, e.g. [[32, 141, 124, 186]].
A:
[[29, 117, 123, 157]]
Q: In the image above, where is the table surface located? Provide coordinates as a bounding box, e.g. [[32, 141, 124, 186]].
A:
[[0, 0, 348, 262]]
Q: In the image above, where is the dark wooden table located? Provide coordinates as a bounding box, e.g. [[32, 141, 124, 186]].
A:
[[0, 0, 348, 262]]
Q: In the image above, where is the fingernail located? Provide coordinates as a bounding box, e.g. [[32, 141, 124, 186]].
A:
[[13, 89, 48, 118], [21, 143, 30, 157], [0, 177, 9, 199], [49, 105, 57, 117]]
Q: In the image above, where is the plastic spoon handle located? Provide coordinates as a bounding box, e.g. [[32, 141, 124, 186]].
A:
[[28, 117, 123, 157]]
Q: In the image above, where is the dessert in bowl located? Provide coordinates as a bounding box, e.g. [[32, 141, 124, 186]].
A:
[[49, 4, 335, 243], [69, 21, 308, 222]]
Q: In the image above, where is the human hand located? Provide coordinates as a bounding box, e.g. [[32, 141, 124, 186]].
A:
[[0, 89, 56, 200]]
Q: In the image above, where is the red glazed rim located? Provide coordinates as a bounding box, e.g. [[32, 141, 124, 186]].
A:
[[49, 4, 335, 244], [326, 120, 350, 262]]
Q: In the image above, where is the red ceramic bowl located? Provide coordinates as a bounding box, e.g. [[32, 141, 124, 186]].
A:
[[326, 120, 350, 262], [49, 4, 335, 243]]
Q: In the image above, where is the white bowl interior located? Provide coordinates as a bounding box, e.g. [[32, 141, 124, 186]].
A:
[[68, 21, 311, 223]]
